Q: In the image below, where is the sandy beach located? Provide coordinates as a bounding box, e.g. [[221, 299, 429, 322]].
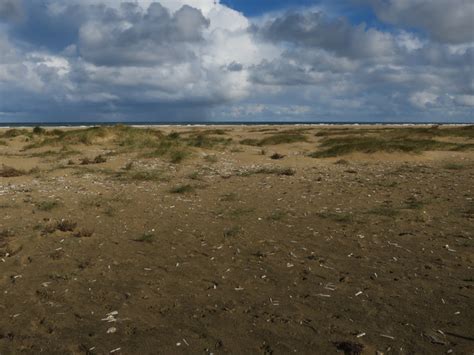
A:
[[0, 125, 473, 354]]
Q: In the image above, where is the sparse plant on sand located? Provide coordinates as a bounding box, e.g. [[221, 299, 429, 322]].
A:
[[170, 184, 195, 194], [36, 200, 60, 211], [223, 226, 241, 237], [133, 232, 155, 243], [0, 165, 25, 177]]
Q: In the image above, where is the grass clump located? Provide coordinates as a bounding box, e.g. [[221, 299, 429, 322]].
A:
[[315, 125, 474, 139], [442, 162, 465, 170], [204, 154, 218, 163], [404, 197, 424, 210], [169, 149, 189, 163], [240, 138, 260, 146], [26, 126, 109, 149], [168, 131, 180, 139], [186, 134, 232, 148], [187, 171, 202, 180], [317, 211, 353, 223], [267, 210, 286, 221], [0, 165, 25, 177], [133, 232, 155, 243], [141, 140, 191, 163], [117, 169, 168, 182], [36, 200, 60, 211], [33, 126, 46, 135], [309, 136, 467, 158], [240, 167, 296, 177], [270, 153, 285, 160], [0, 139, 7, 146], [170, 184, 194, 194], [80, 155, 107, 165], [240, 133, 307, 146], [56, 219, 77, 232], [29, 147, 80, 159], [223, 226, 241, 237], [73, 229, 94, 238], [228, 207, 255, 218], [220, 192, 237, 202], [1, 129, 31, 139], [367, 206, 399, 217]]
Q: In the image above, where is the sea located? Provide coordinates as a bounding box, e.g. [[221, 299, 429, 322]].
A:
[[0, 121, 471, 128]]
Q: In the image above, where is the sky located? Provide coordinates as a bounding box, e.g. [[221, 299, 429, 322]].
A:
[[0, 0, 473, 123]]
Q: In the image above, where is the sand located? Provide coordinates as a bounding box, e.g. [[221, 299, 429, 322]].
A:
[[0, 125, 473, 354]]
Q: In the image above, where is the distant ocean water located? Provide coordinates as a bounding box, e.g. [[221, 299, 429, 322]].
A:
[[0, 121, 471, 127]]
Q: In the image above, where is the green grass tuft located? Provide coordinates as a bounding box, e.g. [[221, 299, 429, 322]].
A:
[[36, 200, 60, 211], [442, 162, 465, 170], [317, 211, 353, 223], [170, 184, 195, 194], [223, 226, 241, 237], [367, 206, 399, 217], [240, 133, 307, 146], [134, 232, 155, 243], [309, 136, 469, 158]]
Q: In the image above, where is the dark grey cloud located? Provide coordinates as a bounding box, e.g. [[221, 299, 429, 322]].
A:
[[227, 61, 243, 72], [0, 0, 23, 22], [78, 3, 209, 66], [367, 0, 474, 44], [259, 11, 397, 60]]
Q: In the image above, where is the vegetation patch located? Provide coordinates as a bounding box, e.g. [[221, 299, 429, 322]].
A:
[[33, 126, 46, 135], [267, 210, 286, 221], [367, 206, 399, 217], [220, 192, 237, 202], [270, 153, 285, 160], [1, 129, 31, 139], [240, 133, 307, 146], [223, 226, 241, 237], [133, 232, 155, 243], [115, 169, 168, 182], [404, 197, 424, 210], [57, 219, 77, 232], [442, 162, 466, 170], [80, 155, 107, 165], [187, 171, 202, 180], [25, 126, 110, 149], [315, 125, 474, 139], [170, 184, 195, 194], [36, 200, 60, 211], [239, 166, 296, 177], [204, 154, 218, 163], [29, 147, 80, 159], [228, 207, 255, 218], [309, 136, 470, 158], [317, 211, 353, 223], [73, 229, 94, 238], [186, 134, 232, 148], [0, 165, 25, 177]]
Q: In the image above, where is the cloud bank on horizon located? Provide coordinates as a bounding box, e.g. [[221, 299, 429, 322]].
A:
[[0, 0, 473, 123]]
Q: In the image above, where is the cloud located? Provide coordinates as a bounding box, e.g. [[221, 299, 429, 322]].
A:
[[258, 11, 397, 60], [0, 0, 23, 22], [367, 0, 474, 44], [0, 0, 472, 122], [77, 3, 210, 66]]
